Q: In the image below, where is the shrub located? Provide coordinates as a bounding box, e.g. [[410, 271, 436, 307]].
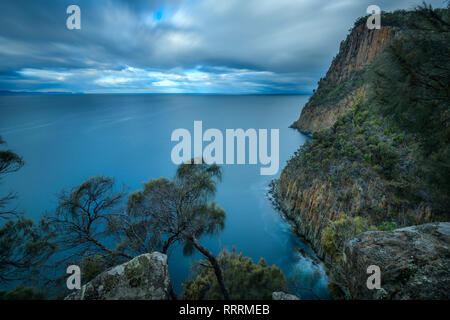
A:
[[0, 285, 46, 300], [377, 221, 398, 231], [182, 248, 287, 300], [80, 254, 108, 283], [321, 214, 370, 261]]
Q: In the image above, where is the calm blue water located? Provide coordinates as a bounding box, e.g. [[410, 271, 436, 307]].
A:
[[0, 94, 330, 299]]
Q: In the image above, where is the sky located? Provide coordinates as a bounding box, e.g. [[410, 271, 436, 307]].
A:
[[0, 0, 446, 94]]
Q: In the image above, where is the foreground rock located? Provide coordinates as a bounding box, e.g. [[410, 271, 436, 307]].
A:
[[66, 252, 171, 300], [272, 292, 300, 300], [343, 223, 450, 299]]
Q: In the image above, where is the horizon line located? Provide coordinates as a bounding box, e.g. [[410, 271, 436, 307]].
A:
[[0, 91, 312, 96]]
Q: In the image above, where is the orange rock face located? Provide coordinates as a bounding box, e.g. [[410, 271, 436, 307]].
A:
[[291, 23, 394, 134]]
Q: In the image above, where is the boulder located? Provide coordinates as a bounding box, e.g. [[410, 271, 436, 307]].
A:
[[66, 252, 171, 300], [343, 222, 450, 299], [272, 291, 300, 300]]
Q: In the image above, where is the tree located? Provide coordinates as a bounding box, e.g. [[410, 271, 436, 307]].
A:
[[107, 178, 176, 255], [0, 137, 55, 285], [45, 163, 229, 299], [0, 136, 24, 220], [119, 161, 230, 299], [182, 248, 287, 300], [0, 218, 56, 283], [45, 176, 133, 266], [370, 3, 450, 215]]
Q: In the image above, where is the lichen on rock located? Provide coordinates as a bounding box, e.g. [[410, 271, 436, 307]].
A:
[[65, 252, 171, 300], [343, 222, 450, 300], [272, 291, 300, 300]]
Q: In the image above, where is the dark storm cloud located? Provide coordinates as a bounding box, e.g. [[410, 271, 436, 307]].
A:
[[0, 0, 446, 93]]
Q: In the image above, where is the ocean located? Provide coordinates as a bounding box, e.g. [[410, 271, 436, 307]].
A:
[[0, 94, 330, 299]]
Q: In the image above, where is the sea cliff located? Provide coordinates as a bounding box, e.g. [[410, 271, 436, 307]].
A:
[[271, 7, 450, 299], [291, 22, 393, 134]]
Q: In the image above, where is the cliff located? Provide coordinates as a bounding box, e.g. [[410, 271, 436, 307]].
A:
[[271, 7, 450, 299], [291, 22, 394, 134]]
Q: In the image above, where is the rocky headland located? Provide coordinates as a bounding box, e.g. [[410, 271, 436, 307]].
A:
[[271, 8, 450, 299]]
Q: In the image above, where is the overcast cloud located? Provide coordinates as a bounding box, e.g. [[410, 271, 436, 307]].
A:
[[0, 0, 446, 93]]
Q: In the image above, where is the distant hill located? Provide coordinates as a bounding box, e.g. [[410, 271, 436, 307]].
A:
[[0, 90, 75, 95]]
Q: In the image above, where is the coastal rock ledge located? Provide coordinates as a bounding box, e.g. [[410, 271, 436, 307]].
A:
[[343, 222, 450, 300], [66, 252, 171, 300]]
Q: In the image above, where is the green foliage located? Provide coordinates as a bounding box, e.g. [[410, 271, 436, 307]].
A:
[[182, 248, 287, 300], [369, 4, 450, 213], [321, 214, 371, 261], [0, 136, 25, 219], [80, 254, 108, 283], [45, 176, 131, 264], [362, 153, 371, 164], [0, 219, 56, 282], [377, 221, 398, 231], [306, 70, 365, 113], [369, 142, 398, 178], [282, 96, 404, 188], [0, 136, 24, 176], [271, 5, 450, 234], [0, 137, 56, 296], [43, 162, 229, 299], [123, 161, 230, 299], [123, 162, 225, 256], [321, 216, 398, 261], [0, 284, 46, 300]]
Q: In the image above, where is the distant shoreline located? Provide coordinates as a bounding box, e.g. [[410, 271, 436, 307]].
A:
[[0, 90, 312, 96]]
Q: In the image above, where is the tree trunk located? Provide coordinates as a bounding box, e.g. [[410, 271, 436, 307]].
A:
[[168, 282, 178, 300], [162, 234, 178, 254], [190, 236, 230, 300], [88, 235, 133, 260]]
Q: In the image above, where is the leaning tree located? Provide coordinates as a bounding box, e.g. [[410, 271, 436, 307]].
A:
[[45, 176, 133, 266], [114, 161, 231, 300], [46, 163, 230, 299]]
